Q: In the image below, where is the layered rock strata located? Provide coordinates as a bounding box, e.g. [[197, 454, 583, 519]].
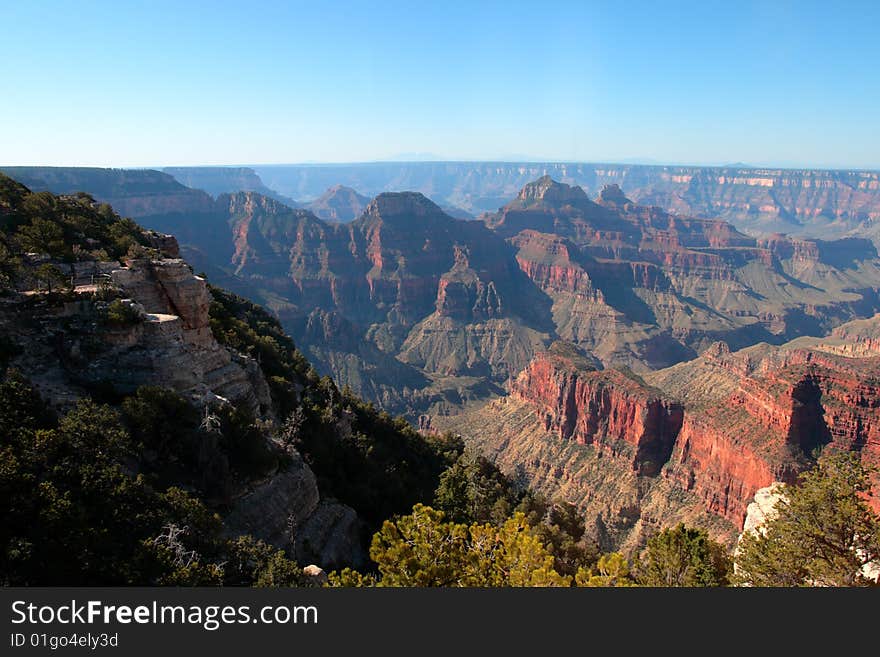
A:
[[436, 315, 880, 549]]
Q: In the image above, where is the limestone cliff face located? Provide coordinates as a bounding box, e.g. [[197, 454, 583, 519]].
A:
[[511, 231, 601, 296], [663, 416, 793, 524], [657, 346, 830, 523], [649, 326, 880, 517], [435, 391, 738, 553]]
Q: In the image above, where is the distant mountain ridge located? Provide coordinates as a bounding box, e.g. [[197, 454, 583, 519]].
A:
[[8, 162, 880, 243], [162, 166, 299, 207], [250, 161, 880, 240]]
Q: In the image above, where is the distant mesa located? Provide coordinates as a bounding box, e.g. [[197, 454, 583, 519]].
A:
[[361, 191, 448, 221], [517, 175, 588, 206], [305, 184, 370, 222], [597, 183, 631, 206]]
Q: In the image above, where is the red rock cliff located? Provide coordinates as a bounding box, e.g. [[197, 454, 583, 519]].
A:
[[509, 333, 880, 529], [510, 351, 683, 475]]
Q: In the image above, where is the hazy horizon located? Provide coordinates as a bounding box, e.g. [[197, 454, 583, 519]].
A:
[[5, 159, 880, 174]]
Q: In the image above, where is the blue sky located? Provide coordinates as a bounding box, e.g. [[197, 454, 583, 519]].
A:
[[1, 0, 878, 168]]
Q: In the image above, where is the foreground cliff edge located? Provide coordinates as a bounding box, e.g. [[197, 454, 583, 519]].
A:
[[0, 173, 463, 584]]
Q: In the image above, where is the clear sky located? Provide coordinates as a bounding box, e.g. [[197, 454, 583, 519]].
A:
[[2, 0, 879, 169]]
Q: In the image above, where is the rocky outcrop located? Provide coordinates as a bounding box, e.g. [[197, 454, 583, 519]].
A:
[[1, 258, 275, 419], [740, 484, 785, 536], [294, 501, 366, 571], [223, 447, 365, 570], [103, 257, 273, 415], [518, 175, 590, 205], [435, 275, 503, 320], [224, 450, 321, 549], [435, 246, 505, 321], [302, 565, 329, 586], [735, 484, 880, 584], [112, 258, 213, 346], [144, 231, 181, 257]]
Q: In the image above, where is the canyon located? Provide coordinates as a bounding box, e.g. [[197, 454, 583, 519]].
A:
[[162, 178, 880, 422], [5, 166, 880, 424], [4, 166, 880, 554]]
